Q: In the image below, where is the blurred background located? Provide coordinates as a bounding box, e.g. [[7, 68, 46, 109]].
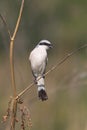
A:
[[0, 0, 87, 130]]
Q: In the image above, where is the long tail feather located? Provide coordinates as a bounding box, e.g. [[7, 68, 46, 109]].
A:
[[37, 77, 48, 101], [38, 88, 48, 101]]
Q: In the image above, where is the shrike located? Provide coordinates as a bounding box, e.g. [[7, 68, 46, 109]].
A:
[[29, 40, 53, 101]]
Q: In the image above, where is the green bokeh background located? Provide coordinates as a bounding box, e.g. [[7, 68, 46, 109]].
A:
[[0, 0, 87, 130]]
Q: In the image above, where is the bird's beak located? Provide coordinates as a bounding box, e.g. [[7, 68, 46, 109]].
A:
[[50, 44, 53, 48]]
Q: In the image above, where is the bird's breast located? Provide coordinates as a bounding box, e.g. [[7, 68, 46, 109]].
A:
[[29, 48, 47, 71]]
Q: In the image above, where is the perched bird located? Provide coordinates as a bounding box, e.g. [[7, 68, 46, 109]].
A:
[[29, 40, 53, 101]]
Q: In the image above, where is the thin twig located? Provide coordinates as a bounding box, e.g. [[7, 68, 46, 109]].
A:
[[16, 44, 87, 100], [0, 14, 11, 39], [45, 44, 87, 76]]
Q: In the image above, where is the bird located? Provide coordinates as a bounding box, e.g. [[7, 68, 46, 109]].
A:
[[29, 40, 53, 101]]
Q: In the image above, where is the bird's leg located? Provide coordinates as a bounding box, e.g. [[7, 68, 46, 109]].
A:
[[42, 74, 45, 79], [32, 71, 37, 84], [34, 77, 37, 84]]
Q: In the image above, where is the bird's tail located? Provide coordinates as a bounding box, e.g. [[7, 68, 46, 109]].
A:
[[37, 77, 48, 101]]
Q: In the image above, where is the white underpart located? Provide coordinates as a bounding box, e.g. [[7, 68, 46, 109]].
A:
[[38, 86, 45, 91], [37, 77, 44, 85], [37, 77, 45, 91]]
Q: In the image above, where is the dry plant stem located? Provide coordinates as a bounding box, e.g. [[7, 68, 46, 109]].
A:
[[12, 0, 24, 40], [9, 0, 24, 130], [45, 44, 87, 76], [10, 99, 17, 130], [16, 44, 87, 100], [10, 39, 17, 97], [10, 0, 24, 97]]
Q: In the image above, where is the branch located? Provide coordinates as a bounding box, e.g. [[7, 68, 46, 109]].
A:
[[10, 0, 24, 98], [16, 44, 87, 100], [9, 0, 25, 130], [12, 0, 24, 40]]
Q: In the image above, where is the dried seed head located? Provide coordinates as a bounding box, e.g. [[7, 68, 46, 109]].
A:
[[20, 106, 32, 130]]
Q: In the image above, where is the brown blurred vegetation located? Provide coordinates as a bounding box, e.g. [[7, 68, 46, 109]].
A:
[[1, 0, 87, 130]]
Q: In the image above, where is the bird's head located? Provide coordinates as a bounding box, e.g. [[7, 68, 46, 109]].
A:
[[38, 40, 53, 50]]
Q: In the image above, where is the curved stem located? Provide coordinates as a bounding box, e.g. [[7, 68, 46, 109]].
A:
[[10, 0, 24, 97], [9, 0, 24, 130], [12, 0, 24, 40]]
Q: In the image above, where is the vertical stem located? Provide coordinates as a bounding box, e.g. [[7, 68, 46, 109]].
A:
[[10, 39, 17, 97], [10, 38, 17, 130], [10, 0, 24, 97], [10, 99, 17, 130], [9, 0, 25, 129]]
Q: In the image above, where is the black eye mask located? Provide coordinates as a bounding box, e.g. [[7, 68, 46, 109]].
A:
[[39, 42, 52, 48]]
